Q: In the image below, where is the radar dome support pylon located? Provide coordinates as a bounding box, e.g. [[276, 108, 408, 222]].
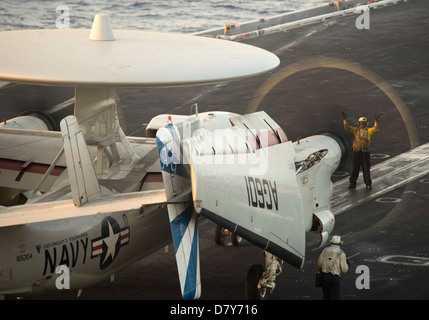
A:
[[74, 86, 140, 175]]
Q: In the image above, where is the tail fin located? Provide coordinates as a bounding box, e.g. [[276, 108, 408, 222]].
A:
[[60, 115, 101, 206], [156, 116, 201, 299]]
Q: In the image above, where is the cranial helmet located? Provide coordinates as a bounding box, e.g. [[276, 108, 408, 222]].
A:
[[331, 235, 342, 245]]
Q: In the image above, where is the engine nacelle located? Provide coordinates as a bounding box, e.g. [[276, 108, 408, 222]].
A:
[[0, 114, 53, 131], [313, 210, 335, 248], [294, 134, 343, 247]]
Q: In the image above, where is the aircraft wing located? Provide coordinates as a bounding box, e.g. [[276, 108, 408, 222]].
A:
[[0, 115, 172, 228], [157, 112, 307, 275], [0, 189, 167, 228], [0, 128, 65, 193], [331, 142, 429, 215]]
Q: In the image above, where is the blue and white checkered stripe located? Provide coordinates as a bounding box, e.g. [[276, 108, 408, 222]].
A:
[[156, 124, 186, 177], [169, 204, 201, 299], [156, 122, 201, 299]]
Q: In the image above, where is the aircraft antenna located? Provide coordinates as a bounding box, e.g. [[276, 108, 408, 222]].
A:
[[191, 103, 199, 117], [89, 14, 115, 41]]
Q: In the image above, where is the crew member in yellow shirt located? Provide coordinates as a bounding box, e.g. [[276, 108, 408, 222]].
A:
[[342, 112, 381, 190]]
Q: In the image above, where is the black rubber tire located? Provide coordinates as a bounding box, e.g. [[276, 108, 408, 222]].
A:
[[245, 264, 264, 300]]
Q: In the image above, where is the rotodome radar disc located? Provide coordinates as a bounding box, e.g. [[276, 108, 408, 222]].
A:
[[0, 14, 280, 88]]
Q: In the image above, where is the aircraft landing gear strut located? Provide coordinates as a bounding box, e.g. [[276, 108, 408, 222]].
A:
[[246, 251, 283, 300]]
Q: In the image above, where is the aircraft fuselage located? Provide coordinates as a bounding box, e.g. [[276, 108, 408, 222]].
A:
[[0, 203, 170, 296]]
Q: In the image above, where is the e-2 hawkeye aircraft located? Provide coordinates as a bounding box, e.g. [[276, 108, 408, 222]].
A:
[[0, 15, 344, 299]]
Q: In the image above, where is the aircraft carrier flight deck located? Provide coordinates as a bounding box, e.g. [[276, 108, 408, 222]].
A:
[[0, 0, 428, 300]]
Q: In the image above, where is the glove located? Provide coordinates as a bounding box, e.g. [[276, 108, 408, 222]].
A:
[[342, 112, 347, 120], [375, 113, 382, 121]]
